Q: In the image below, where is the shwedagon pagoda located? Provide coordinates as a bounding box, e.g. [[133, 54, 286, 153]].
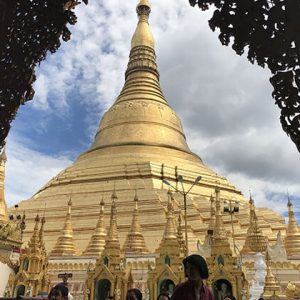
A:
[[0, 1, 300, 299]]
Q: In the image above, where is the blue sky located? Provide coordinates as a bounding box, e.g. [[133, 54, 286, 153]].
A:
[[11, 90, 90, 158], [5, 0, 300, 224]]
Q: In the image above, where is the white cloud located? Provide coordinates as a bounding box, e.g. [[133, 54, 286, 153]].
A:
[[5, 137, 72, 206], [5, 0, 300, 217]]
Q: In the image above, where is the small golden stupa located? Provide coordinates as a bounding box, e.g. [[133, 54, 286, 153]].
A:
[[261, 251, 286, 299], [123, 192, 149, 255], [0, 149, 8, 223], [49, 198, 77, 257], [241, 197, 267, 254], [285, 197, 300, 257], [82, 197, 106, 257]]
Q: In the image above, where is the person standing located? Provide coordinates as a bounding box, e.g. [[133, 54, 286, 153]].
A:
[[48, 284, 69, 300], [171, 254, 214, 300], [126, 288, 143, 300], [158, 292, 171, 300]]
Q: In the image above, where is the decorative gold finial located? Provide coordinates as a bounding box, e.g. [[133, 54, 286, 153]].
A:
[[29, 214, 40, 247], [249, 194, 254, 205], [137, 0, 151, 16], [134, 190, 138, 209], [287, 192, 292, 209], [39, 216, 46, 252], [0, 147, 8, 223], [68, 196, 72, 213], [177, 214, 186, 255], [111, 186, 118, 204], [107, 191, 119, 241], [83, 196, 107, 257], [123, 191, 149, 255], [100, 195, 105, 206], [131, 0, 154, 49]]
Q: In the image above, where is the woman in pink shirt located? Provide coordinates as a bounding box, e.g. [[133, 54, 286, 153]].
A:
[[171, 254, 214, 300]]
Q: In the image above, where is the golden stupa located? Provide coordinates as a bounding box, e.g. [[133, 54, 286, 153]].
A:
[[13, 0, 286, 256]]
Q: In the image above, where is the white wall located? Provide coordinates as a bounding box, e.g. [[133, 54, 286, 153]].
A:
[[0, 261, 14, 296]]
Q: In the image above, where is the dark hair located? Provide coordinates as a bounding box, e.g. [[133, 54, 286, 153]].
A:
[[48, 283, 69, 299], [224, 296, 236, 300], [183, 254, 209, 279], [126, 288, 143, 300], [157, 292, 171, 299]]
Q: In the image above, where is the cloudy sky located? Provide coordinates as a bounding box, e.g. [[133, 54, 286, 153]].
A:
[[5, 0, 300, 222]]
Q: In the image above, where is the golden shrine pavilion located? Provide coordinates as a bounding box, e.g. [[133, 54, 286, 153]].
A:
[[2, 0, 300, 299]]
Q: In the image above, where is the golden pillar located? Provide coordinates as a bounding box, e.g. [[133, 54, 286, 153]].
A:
[[0, 148, 8, 223]]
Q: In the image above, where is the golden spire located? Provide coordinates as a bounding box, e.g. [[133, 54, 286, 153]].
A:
[[39, 216, 47, 255], [83, 197, 106, 257], [211, 186, 232, 256], [241, 197, 267, 254], [88, 0, 194, 158], [100, 191, 122, 270], [123, 191, 149, 255], [107, 191, 119, 242], [50, 198, 76, 256], [213, 187, 226, 237], [177, 214, 186, 255], [261, 250, 282, 298], [127, 268, 134, 290], [0, 148, 8, 223], [205, 193, 215, 245], [208, 193, 216, 232], [285, 196, 300, 256], [158, 191, 179, 252], [122, 0, 160, 99], [25, 215, 44, 274], [152, 190, 182, 284], [131, 0, 154, 49], [27, 214, 40, 253]]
